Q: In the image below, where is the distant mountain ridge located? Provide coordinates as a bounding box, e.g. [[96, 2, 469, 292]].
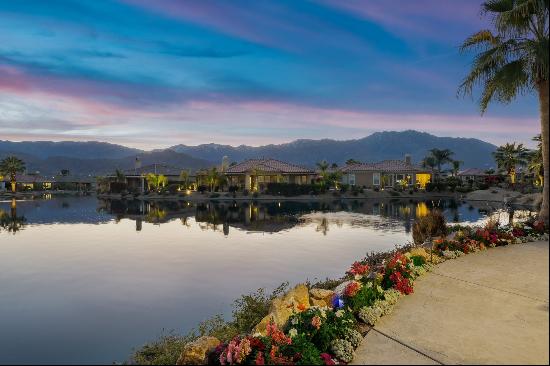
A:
[[0, 131, 498, 175], [170, 130, 498, 169]]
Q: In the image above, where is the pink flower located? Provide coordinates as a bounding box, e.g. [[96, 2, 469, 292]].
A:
[[311, 315, 322, 330]]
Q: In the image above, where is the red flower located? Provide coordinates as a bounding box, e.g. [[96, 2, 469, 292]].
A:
[[320, 353, 336, 365], [390, 272, 413, 295], [254, 352, 265, 365], [249, 337, 265, 352], [348, 261, 370, 276], [343, 281, 361, 297]]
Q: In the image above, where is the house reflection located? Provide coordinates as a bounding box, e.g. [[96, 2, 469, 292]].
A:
[[96, 198, 474, 236]]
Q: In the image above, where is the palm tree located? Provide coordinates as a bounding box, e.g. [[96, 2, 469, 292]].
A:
[[428, 149, 454, 181], [207, 167, 220, 192], [458, 0, 549, 223], [316, 160, 330, 189], [493, 142, 529, 183], [0, 156, 26, 193], [422, 155, 437, 180], [345, 158, 360, 166], [451, 160, 463, 177], [528, 134, 544, 185], [145, 173, 167, 192], [115, 169, 126, 183], [179, 170, 190, 190]]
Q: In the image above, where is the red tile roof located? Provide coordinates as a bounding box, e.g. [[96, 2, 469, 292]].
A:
[[225, 159, 314, 174]]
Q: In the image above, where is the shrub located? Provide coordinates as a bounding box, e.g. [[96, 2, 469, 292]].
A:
[[243, 189, 249, 196], [265, 183, 320, 196], [252, 191, 259, 198], [197, 185, 207, 193], [412, 209, 447, 244]]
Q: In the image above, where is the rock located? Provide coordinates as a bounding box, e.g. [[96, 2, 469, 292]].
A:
[[309, 288, 335, 305], [176, 336, 220, 365], [311, 298, 329, 308], [253, 284, 310, 335]]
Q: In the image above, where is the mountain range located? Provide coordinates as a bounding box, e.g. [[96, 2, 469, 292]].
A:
[[1, 130, 498, 176]]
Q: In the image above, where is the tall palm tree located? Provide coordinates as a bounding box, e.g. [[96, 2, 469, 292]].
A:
[[451, 160, 463, 177], [493, 142, 529, 183], [316, 160, 330, 189], [427, 149, 454, 181], [459, 0, 549, 223], [207, 167, 220, 192], [179, 170, 190, 190], [422, 156, 437, 177], [528, 134, 544, 185], [0, 156, 26, 193]]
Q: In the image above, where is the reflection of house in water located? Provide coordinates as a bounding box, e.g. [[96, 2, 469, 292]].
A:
[[194, 202, 300, 234], [98, 199, 196, 231], [97, 198, 497, 235]]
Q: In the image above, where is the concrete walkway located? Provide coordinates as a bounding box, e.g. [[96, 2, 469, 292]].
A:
[[353, 240, 549, 365]]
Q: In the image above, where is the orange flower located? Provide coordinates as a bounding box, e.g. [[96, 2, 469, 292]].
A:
[[297, 303, 307, 312]]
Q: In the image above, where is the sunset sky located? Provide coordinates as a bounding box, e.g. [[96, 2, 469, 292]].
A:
[[0, 0, 540, 149]]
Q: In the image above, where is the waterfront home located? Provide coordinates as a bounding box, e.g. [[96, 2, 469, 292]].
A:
[[53, 170, 96, 191], [103, 164, 191, 194], [224, 159, 316, 191], [1, 173, 53, 191], [457, 168, 489, 184], [340, 155, 431, 189]]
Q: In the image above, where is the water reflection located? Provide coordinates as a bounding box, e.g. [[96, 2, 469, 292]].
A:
[[0, 199, 27, 234], [97, 198, 509, 236]]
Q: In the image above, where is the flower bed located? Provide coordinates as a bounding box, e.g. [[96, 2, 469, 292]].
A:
[[150, 217, 548, 365]]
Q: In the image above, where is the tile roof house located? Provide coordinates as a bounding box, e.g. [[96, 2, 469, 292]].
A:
[[340, 155, 432, 188], [224, 159, 316, 190]]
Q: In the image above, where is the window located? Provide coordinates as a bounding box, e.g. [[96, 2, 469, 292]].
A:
[[349, 174, 356, 186], [373, 172, 380, 186]]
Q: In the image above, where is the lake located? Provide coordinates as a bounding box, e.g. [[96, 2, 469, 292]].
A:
[[0, 196, 515, 364]]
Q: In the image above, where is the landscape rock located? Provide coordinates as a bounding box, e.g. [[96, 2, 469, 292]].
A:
[[254, 284, 310, 335], [176, 336, 220, 365], [309, 288, 335, 306]]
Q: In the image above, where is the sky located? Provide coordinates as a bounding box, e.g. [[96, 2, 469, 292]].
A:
[[0, 0, 541, 149]]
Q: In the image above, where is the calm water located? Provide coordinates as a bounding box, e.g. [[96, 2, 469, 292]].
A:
[[0, 196, 510, 364]]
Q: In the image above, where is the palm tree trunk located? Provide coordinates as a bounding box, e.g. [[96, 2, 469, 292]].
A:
[[538, 80, 549, 225]]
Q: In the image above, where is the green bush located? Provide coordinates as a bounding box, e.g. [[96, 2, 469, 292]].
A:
[[265, 183, 320, 196]]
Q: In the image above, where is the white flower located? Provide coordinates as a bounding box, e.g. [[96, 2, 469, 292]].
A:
[[354, 274, 363, 280], [289, 328, 298, 338], [376, 285, 383, 293], [335, 310, 345, 318], [366, 282, 372, 289], [291, 317, 298, 325]]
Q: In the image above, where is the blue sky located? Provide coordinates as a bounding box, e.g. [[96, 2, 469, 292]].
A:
[[0, 0, 540, 148]]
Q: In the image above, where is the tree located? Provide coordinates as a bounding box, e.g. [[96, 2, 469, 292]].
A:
[[451, 160, 463, 177], [427, 149, 455, 181], [345, 159, 360, 166], [458, 0, 549, 223], [493, 142, 529, 183], [0, 156, 26, 193], [207, 167, 220, 192], [316, 160, 330, 189], [528, 134, 544, 185], [422, 156, 437, 179], [145, 173, 167, 192], [115, 169, 126, 183], [179, 170, 190, 189]]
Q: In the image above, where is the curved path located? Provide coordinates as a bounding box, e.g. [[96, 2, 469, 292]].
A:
[[353, 240, 549, 365]]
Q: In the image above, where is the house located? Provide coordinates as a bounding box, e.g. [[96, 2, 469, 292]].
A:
[[340, 155, 432, 189], [52, 170, 96, 191], [457, 168, 488, 184], [224, 159, 316, 191], [1, 173, 53, 191], [103, 163, 191, 193]]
